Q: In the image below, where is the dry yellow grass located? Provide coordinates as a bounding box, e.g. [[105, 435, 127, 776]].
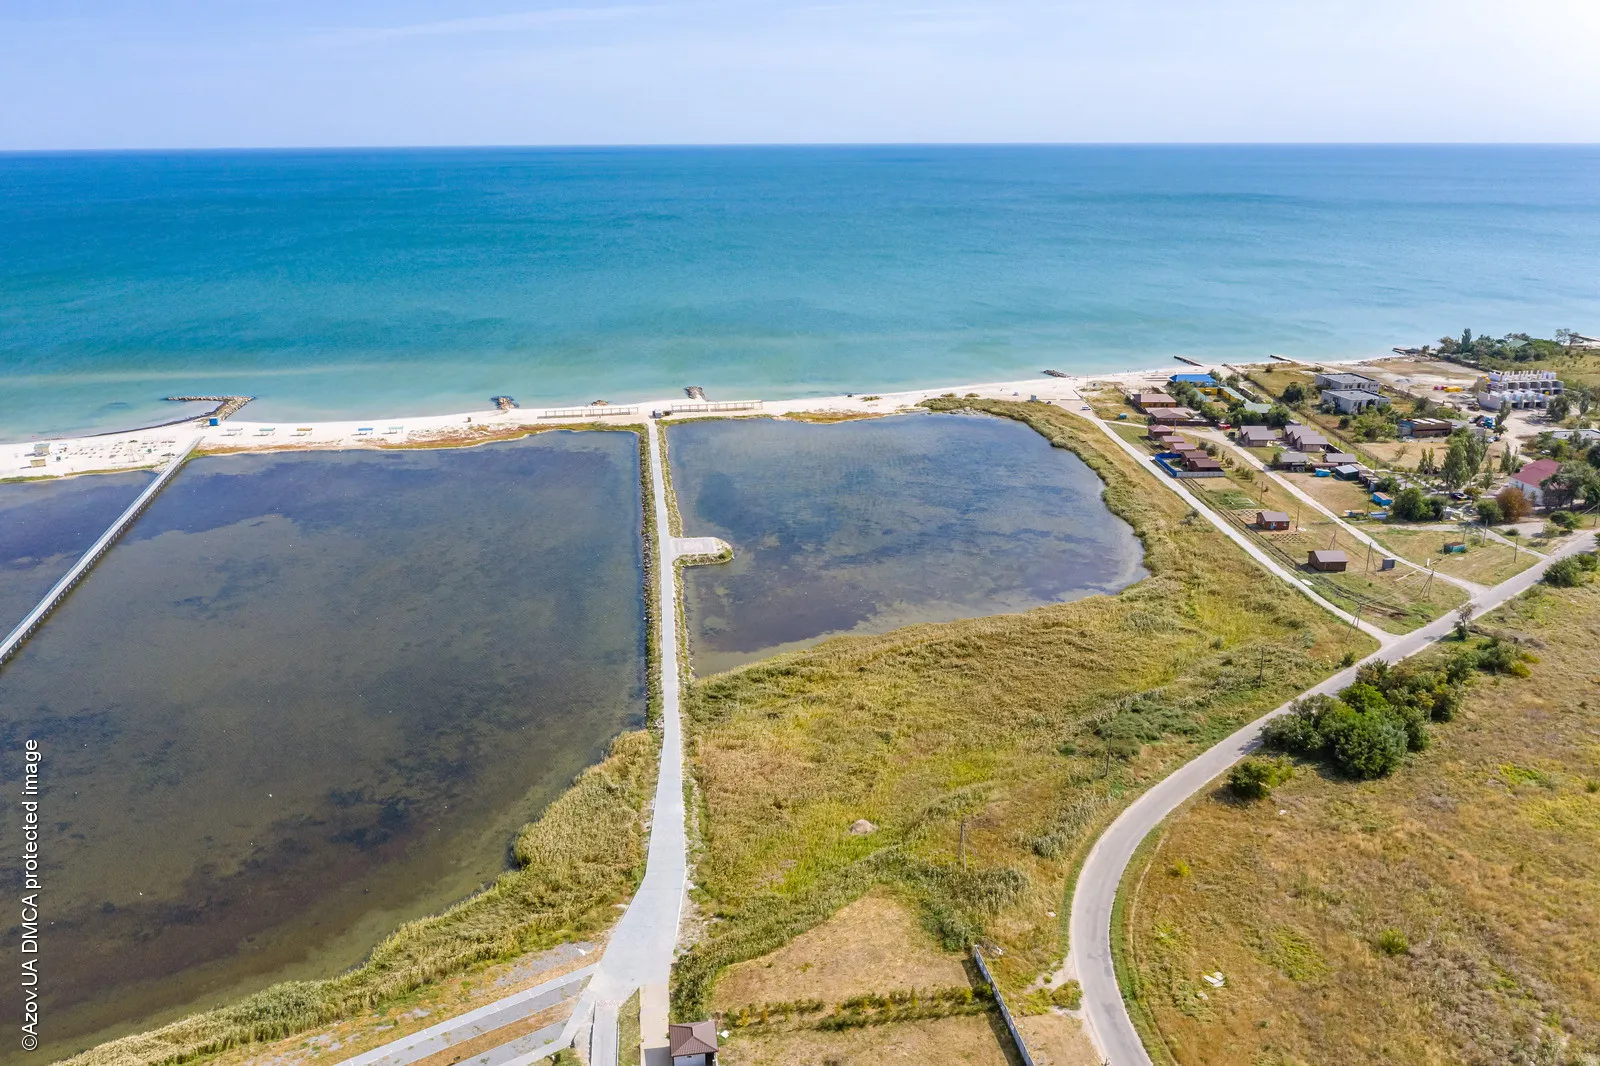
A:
[[719, 1013, 1018, 1066], [673, 399, 1373, 1020], [1119, 579, 1600, 1066], [1013, 1014, 1102, 1066], [712, 893, 969, 1011]]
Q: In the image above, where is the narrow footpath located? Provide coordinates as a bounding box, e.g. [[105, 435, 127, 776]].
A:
[[1067, 530, 1596, 1065]]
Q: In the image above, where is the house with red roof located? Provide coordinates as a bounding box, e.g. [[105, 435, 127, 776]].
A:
[[1508, 458, 1562, 508]]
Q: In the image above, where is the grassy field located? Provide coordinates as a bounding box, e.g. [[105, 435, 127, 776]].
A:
[[1373, 526, 1541, 585], [1118, 578, 1600, 1066], [1186, 475, 1469, 633], [671, 398, 1375, 1023], [65, 731, 659, 1066], [709, 892, 1043, 1065], [1277, 471, 1377, 516], [1088, 388, 1148, 423]]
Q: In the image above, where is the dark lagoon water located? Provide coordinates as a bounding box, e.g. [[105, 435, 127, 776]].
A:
[[0, 472, 155, 633], [0, 432, 645, 1061], [668, 413, 1146, 674]]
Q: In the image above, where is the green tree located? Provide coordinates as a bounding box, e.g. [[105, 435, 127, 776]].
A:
[[1440, 428, 1486, 490], [1548, 394, 1572, 422], [1281, 382, 1307, 406], [1475, 498, 1503, 526], [1498, 398, 1513, 429], [1391, 487, 1442, 521]]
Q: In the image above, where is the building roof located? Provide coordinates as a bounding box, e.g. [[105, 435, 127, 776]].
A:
[[1309, 549, 1349, 564], [1513, 458, 1561, 486], [1276, 449, 1309, 464], [1185, 455, 1223, 470], [669, 1021, 719, 1056], [1285, 426, 1329, 446], [1239, 425, 1277, 440], [1259, 510, 1291, 524], [1317, 372, 1377, 388], [1242, 402, 1273, 414], [1170, 372, 1215, 384], [1134, 392, 1175, 405], [1324, 452, 1359, 464]]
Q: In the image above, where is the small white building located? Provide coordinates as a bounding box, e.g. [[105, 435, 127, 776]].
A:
[[1508, 458, 1562, 508]]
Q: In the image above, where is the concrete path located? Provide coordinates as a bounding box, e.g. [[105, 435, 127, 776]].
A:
[[334, 964, 596, 1066], [1068, 531, 1596, 1065], [543, 418, 690, 1066], [1075, 409, 1396, 645]]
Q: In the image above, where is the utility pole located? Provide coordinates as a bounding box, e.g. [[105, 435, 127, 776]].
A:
[[1364, 539, 1374, 573], [959, 819, 968, 871]]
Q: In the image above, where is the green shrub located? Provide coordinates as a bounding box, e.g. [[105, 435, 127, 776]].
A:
[[1322, 704, 1408, 779], [1261, 697, 1331, 754], [1549, 510, 1579, 531], [1228, 757, 1294, 800], [1375, 929, 1410, 956], [1543, 556, 1587, 588], [1477, 638, 1533, 676], [1167, 859, 1192, 878], [1051, 980, 1083, 1010]]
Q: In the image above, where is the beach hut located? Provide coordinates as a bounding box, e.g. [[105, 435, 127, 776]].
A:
[[1256, 510, 1291, 531], [1308, 549, 1349, 572], [1237, 426, 1278, 448]]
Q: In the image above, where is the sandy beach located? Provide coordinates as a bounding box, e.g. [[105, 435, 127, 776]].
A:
[[4, 354, 1416, 480]]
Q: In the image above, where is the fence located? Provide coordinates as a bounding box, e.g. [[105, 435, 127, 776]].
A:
[[539, 405, 640, 419], [971, 947, 1035, 1066], [663, 401, 763, 415]]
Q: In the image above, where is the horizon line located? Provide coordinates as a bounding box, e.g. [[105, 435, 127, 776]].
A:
[[4, 140, 1600, 156]]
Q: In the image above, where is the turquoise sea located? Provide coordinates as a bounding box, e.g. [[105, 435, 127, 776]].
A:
[[3, 145, 1598, 440]]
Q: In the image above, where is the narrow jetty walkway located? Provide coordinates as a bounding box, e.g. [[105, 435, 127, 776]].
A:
[[0, 435, 200, 668], [566, 417, 691, 1065]]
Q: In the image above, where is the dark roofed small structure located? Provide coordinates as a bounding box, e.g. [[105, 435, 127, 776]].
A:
[[1237, 425, 1278, 447], [670, 1021, 719, 1065], [1257, 510, 1291, 531], [1308, 549, 1349, 572]]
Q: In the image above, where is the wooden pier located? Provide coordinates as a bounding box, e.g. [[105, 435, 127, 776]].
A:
[[0, 437, 200, 669]]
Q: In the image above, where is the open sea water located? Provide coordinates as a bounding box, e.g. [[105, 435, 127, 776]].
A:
[[3, 145, 1598, 440]]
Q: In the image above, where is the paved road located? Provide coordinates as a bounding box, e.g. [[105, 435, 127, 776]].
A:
[[1076, 408, 1395, 645], [1068, 529, 1596, 1066]]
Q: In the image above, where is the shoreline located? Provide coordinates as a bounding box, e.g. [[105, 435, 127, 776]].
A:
[[2, 352, 1397, 480]]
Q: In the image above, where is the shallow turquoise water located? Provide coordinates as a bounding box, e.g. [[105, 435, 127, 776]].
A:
[[668, 413, 1147, 674], [0, 432, 645, 1060], [3, 146, 1598, 440]]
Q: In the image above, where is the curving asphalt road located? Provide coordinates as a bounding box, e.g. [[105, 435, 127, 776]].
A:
[[1068, 527, 1596, 1065]]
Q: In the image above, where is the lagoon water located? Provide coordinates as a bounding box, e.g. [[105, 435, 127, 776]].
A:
[[668, 413, 1146, 674], [4, 145, 1600, 440], [0, 471, 154, 632], [0, 432, 645, 1060]]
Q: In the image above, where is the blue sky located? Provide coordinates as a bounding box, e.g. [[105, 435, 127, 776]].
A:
[[3, 0, 1598, 149]]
